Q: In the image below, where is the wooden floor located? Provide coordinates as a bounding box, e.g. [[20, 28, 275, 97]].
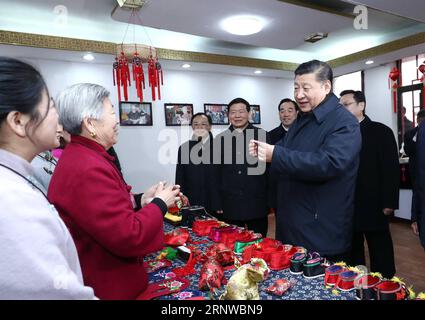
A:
[[266, 214, 425, 293]]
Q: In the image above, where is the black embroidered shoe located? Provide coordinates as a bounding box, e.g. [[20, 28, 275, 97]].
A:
[[303, 252, 327, 279], [289, 252, 307, 275]]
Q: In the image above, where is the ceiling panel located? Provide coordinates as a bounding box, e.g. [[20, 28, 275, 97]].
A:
[[342, 0, 425, 22]]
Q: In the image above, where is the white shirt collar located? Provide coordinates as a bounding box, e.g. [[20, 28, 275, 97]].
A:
[[0, 148, 34, 178]]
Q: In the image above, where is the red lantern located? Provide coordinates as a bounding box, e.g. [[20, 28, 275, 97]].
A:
[[389, 67, 400, 113]]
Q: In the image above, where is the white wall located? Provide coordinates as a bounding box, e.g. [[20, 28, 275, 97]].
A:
[[119, 71, 293, 192], [0, 52, 293, 192], [115, 70, 293, 192], [363, 63, 399, 140]]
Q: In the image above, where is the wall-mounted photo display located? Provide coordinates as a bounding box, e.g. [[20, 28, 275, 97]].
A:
[[119, 101, 153, 126], [164, 103, 194, 126], [204, 103, 229, 125], [249, 104, 261, 124]]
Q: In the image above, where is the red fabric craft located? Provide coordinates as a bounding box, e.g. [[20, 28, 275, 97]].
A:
[[242, 238, 296, 271], [164, 228, 190, 246], [192, 219, 222, 236], [136, 277, 190, 300], [335, 270, 359, 292], [265, 279, 294, 296], [208, 225, 238, 242], [172, 245, 207, 278], [206, 243, 234, 267], [198, 258, 226, 292], [374, 280, 407, 300], [220, 228, 261, 250], [143, 258, 172, 273], [168, 194, 190, 214], [324, 265, 346, 287]]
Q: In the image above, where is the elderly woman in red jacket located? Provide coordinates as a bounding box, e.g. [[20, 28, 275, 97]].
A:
[[48, 83, 180, 300]]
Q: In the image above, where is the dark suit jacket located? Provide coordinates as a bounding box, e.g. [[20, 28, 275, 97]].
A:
[[414, 122, 425, 248], [269, 125, 288, 145], [404, 127, 418, 185], [175, 133, 220, 213], [353, 116, 399, 231], [268, 125, 288, 208], [271, 94, 361, 256], [213, 123, 269, 220]]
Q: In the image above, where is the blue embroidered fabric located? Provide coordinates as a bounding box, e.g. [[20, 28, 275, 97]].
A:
[[146, 222, 356, 300]]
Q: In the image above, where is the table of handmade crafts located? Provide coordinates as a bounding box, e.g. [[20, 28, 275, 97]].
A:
[[142, 221, 357, 300]]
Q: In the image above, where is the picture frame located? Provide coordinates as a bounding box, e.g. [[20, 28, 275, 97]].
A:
[[249, 104, 261, 124], [164, 103, 194, 126], [204, 103, 229, 125], [119, 101, 153, 126]]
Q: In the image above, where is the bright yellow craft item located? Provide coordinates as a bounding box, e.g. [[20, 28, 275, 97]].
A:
[[164, 212, 182, 222]]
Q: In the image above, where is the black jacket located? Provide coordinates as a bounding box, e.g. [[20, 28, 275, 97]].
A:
[[271, 94, 361, 256], [268, 125, 288, 208], [269, 125, 288, 145], [413, 122, 425, 248], [353, 116, 399, 231], [404, 126, 418, 186], [213, 123, 269, 220], [175, 133, 220, 213]]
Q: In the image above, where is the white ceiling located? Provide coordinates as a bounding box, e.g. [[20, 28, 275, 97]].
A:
[[0, 0, 424, 77], [343, 0, 425, 22], [112, 0, 353, 50]]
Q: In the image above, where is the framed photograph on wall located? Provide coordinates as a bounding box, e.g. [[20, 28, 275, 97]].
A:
[[204, 103, 229, 125], [249, 104, 261, 124], [164, 103, 194, 126], [119, 101, 153, 126]]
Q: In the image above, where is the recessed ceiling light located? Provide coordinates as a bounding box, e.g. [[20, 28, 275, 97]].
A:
[[365, 60, 374, 65], [181, 63, 191, 69], [254, 70, 263, 74], [221, 16, 264, 36], [83, 53, 95, 61]]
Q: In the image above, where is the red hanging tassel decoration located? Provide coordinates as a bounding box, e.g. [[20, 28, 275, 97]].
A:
[[118, 52, 131, 102], [155, 58, 163, 100], [132, 52, 145, 102], [148, 53, 157, 101], [388, 67, 400, 114], [112, 57, 121, 102], [113, 46, 164, 102]]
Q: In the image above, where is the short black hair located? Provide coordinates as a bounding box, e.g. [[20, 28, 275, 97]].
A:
[[417, 109, 425, 120], [228, 97, 250, 112], [340, 90, 366, 104], [190, 112, 212, 126], [340, 90, 366, 115], [294, 60, 333, 85], [278, 98, 299, 112]]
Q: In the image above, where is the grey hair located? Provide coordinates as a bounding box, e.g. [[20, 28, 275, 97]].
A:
[[56, 83, 110, 135]]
